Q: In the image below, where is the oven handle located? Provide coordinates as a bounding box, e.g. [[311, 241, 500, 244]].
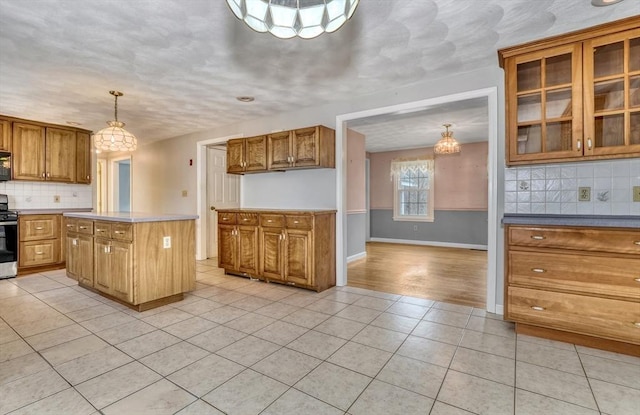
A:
[[0, 221, 18, 226]]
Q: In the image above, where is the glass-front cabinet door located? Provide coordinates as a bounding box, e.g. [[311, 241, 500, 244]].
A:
[[583, 28, 640, 156], [506, 44, 583, 163]]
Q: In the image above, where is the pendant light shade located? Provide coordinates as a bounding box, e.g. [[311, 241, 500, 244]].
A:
[[226, 0, 360, 39], [93, 91, 137, 152], [433, 123, 461, 155]]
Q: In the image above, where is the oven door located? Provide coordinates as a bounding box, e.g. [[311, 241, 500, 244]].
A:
[[0, 220, 18, 278]]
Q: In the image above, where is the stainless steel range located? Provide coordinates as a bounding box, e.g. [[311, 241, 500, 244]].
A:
[[0, 194, 18, 279]]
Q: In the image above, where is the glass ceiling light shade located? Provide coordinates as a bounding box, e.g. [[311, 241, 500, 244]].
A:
[[433, 124, 461, 155], [226, 0, 360, 39], [93, 91, 138, 152]]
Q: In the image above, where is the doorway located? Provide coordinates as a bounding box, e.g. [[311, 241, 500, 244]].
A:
[[96, 155, 132, 212]]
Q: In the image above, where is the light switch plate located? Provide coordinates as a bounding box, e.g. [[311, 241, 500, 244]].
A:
[[578, 187, 591, 202], [633, 186, 640, 202]]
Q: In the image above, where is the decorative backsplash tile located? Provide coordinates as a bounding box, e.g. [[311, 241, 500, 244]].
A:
[[0, 181, 92, 209], [505, 158, 640, 216]]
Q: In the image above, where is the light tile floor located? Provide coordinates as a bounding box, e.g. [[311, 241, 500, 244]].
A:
[[1, 260, 638, 415]]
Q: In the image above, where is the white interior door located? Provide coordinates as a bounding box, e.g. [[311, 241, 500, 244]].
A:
[[207, 147, 240, 258]]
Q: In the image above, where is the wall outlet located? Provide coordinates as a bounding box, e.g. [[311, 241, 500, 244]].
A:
[[413, 225, 418, 231], [163, 236, 171, 249], [633, 186, 640, 202], [181, 190, 188, 197], [53, 195, 60, 203], [578, 187, 591, 202]]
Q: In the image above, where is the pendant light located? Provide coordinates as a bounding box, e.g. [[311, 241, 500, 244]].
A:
[[433, 123, 461, 155], [93, 91, 138, 152]]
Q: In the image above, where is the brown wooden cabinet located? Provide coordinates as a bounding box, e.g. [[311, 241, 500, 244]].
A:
[[18, 214, 64, 273], [499, 17, 640, 165], [46, 127, 76, 182], [504, 224, 640, 355], [218, 209, 336, 292], [65, 218, 94, 286], [76, 131, 92, 184], [95, 237, 134, 303], [227, 136, 267, 174], [0, 117, 11, 151], [12, 122, 46, 181]]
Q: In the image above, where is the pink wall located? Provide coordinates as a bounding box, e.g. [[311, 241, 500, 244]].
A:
[[346, 129, 366, 212], [369, 141, 488, 210]]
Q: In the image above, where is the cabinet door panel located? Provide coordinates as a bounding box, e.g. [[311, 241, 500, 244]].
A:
[[76, 132, 91, 183], [237, 226, 258, 275], [110, 241, 133, 303], [46, 128, 76, 182], [19, 215, 59, 241], [94, 238, 111, 293], [66, 235, 80, 280], [0, 118, 10, 151], [19, 240, 60, 267], [226, 138, 245, 173], [260, 228, 283, 280], [292, 127, 319, 167], [245, 136, 267, 171], [218, 225, 237, 270], [267, 132, 291, 170], [12, 123, 45, 181], [77, 235, 94, 287], [285, 230, 312, 286]]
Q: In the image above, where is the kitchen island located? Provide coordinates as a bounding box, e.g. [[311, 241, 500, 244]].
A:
[[63, 211, 197, 311]]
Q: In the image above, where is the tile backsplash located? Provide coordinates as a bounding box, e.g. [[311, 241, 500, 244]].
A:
[[505, 158, 640, 216], [0, 181, 92, 210]]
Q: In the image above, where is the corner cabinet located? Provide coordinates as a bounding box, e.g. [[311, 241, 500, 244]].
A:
[[504, 224, 640, 356], [218, 209, 336, 292], [499, 17, 640, 165]]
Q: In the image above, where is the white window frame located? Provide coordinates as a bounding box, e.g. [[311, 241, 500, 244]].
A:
[[392, 159, 434, 222]]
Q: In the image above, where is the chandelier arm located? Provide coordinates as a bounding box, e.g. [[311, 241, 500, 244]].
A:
[[114, 94, 118, 122]]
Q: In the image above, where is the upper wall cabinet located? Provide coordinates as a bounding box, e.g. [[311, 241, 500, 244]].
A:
[[499, 17, 640, 166], [0, 117, 11, 151], [4, 115, 92, 183], [227, 136, 267, 174]]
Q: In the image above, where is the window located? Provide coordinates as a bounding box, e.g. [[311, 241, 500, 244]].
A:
[[391, 158, 434, 222]]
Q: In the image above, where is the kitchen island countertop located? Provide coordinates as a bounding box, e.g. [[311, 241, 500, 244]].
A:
[[63, 211, 198, 223]]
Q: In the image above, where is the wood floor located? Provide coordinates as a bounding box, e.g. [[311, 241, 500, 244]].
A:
[[347, 242, 487, 308]]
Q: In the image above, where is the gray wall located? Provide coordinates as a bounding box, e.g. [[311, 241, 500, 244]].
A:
[[371, 209, 488, 246], [347, 212, 367, 258]]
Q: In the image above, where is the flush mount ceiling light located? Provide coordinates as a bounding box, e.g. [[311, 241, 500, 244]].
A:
[[93, 91, 138, 152], [433, 123, 461, 155], [236, 96, 255, 102], [225, 0, 360, 39], [591, 0, 624, 6]]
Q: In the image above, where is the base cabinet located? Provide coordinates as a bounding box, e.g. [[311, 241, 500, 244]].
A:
[[95, 238, 133, 303], [66, 233, 93, 286], [504, 224, 640, 354], [18, 214, 64, 274], [219, 209, 336, 292]]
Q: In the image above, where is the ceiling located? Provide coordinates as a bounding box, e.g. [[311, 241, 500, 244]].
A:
[[0, 0, 636, 149]]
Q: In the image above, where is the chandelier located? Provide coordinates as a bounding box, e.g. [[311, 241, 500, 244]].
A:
[[225, 0, 360, 39], [93, 91, 138, 152], [433, 124, 461, 155]]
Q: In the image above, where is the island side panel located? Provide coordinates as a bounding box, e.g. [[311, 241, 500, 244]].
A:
[[134, 220, 196, 304], [313, 212, 336, 291]]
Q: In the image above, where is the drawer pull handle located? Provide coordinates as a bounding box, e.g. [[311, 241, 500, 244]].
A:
[[80, 226, 88, 229], [531, 268, 546, 273], [66, 224, 73, 228], [531, 306, 545, 311], [267, 220, 273, 223], [242, 218, 248, 221], [114, 231, 124, 234], [634, 241, 640, 246], [635, 278, 640, 283], [222, 218, 229, 221], [35, 226, 44, 230], [35, 251, 43, 255], [294, 220, 299, 224], [634, 322, 640, 328], [530, 235, 545, 240]]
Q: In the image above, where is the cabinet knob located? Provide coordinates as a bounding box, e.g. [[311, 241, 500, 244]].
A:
[[634, 322, 640, 328], [634, 278, 640, 283], [114, 231, 124, 234], [530, 235, 545, 240], [531, 268, 546, 273], [293, 220, 299, 224], [267, 220, 273, 223], [531, 306, 545, 311], [86, 175, 90, 180], [242, 218, 248, 221], [222, 218, 228, 221], [35, 226, 43, 230], [634, 241, 640, 246]]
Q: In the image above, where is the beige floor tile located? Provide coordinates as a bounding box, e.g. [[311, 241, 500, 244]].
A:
[[281, 308, 330, 328], [262, 388, 343, 415], [95, 319, 157, 344], [459, 329, 516, 359], [206, 291, 248, 305], [199, 305, 248, 324], [116, 330, 181, 359], [376, 354, 446, 398], [319, 290, 365, 305], [279, 292, 320, 307], [398, 295, 435, 307], [216, 335, 280, 366], [40, 334, 107, 366], [465, 315, 515, 339], [412, 320, 464, 345], [438, 370, 514, 415], [66, 303, 119, 322], [370, 312, 420, 334], [306, 298, 351, 315], [335, 304, 382, 324], [515, 389, 600, 415], [187, 325, 247, 352], [294, 362, 371, 411], [516, 338, 583, 375], [314, 316, 366, 340], [385, 301, 429, 319], [287, 330, 347, 360], [9, 387, 95, 415], [24, 323, 89, 351], [223, 312, 276, 334], [0, 352, 49, 386], [168, 354, 245, 397], [0, 280, 28, 299], [12, 313, 75, 337], [349, 379, 434, 415], [576, 345, 640, 366], [397, 335, 457, 368], [102, 379, 196, 415], [254, 301, 300, 319], [0, 326, 20, 345], [516, 361, 597, 410], [173, 298, 223, 315], [202, 369, 288, 415], [351, 324, 408, 352], [75, 361, 162, 409], [51, 296, 103, 314], [229, 295, 273, 311], [0, 338, 34, 363], [517, 333, 576, 351], [450, 347, 515, 386], [55, 345, 133, 385], [352, 295, 395, 311], [581, 353, 640, 389], [140, 308, 193, 328], [590, 378, 640, 415], [163, 316, 219, 340], [328, 341, 392, 377], [253, 320, 308, 346], [433, 302, 473, 314], [430, 401, 475, 414], [423, 308, 470, 328], [0, 368, 69, 414], [175, 399, 225, 415], [80, 311, 137, 332], [252, 348, 321, 386], [470, 308, 502, 320], [139, 341, 209, 376]]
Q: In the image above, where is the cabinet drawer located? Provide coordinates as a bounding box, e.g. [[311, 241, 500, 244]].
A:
[[77, 220, 93, 235], [261, 214, 284, 228], [237, 213, 259, 226], [19, 240, 61, 267], [218, 212, 237, 225], [286, 215, 313, 230], [65, 218, 78, 233], [19, 215, 59, 241], [509, 251, 640, 300], [508, 226, 640, 254], [507, 286, 640, 345], [94, 222, 112, 238], [111, 223, 133, 241]]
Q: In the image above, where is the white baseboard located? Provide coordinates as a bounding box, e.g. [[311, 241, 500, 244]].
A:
[[495, 304, 504, 316], [369, 237, 488, 251], [347, 252, 367, 263]]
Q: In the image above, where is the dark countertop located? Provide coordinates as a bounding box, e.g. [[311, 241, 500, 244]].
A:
[[502, 214, 640, 229]]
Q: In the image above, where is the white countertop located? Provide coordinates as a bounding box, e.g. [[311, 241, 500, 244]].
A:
[[63, 211, 198, 223]]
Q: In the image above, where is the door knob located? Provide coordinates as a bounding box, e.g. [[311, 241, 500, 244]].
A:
[[210, 206, 216, 211]]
